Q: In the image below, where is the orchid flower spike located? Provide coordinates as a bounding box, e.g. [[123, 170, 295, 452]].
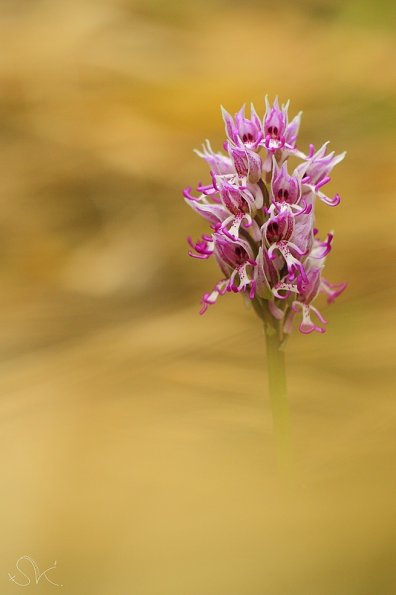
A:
[[184, 97, 346, 338]]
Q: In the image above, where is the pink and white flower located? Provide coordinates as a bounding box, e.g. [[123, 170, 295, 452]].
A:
[[199, 231, 257, 314], [302, 142, 347, 206], [221, 103, 263, 150], [184, 173, 263, 240], [261, 96, 305, 171], [184, 97, 346, 335], [227, 138, 263, 183], [194, 140, 234, 175]]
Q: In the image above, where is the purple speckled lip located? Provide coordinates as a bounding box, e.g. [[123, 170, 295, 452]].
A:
[[184, 96, 347, 335]]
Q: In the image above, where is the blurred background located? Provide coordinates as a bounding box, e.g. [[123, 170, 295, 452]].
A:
[[0, 0, 395, 593]]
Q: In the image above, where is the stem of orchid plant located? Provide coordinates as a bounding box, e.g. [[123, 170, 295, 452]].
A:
[[264, 320, 293, 482]]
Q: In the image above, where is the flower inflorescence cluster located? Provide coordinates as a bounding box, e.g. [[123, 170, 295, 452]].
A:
[[184, 97, 346, 335]]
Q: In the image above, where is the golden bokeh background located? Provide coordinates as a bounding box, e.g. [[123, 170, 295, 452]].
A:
[[0, 0, 395, 593]]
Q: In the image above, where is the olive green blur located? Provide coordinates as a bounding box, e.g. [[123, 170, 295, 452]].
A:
[[0, 0, 395, 593]]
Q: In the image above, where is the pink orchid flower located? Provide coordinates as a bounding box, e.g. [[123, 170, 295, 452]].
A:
[[184, 98, 346, 335]]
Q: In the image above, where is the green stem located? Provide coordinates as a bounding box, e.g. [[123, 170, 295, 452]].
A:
[[264, 321, 293, 481]]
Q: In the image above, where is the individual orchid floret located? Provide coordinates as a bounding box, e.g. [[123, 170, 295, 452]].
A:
[[263, 203, 294, 245], [305, 142, 346, 185], [183, 184, 230, 227], [290, 300, 328, 334], [263, 96, 288, 152], [262, 203, 309, 286], [263, 96, 303, 152], [284, 260, 327, 334], [271, 161, 300, 205], [227, 137, 263, 183], [184, 174, 263, 241], [215, 175, 263, 239], [194, 140, 234, 175], [214, 232, 256, 287], [261, 96, 305, 172], [289, 208, 314, 255], [284, 239, 346, 334], [302, 142, 346, 207], [199, 232, 257, 313], [270, 158, 308, 206], [268, 240, 308, 286], [221, 103, 263, 150]]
